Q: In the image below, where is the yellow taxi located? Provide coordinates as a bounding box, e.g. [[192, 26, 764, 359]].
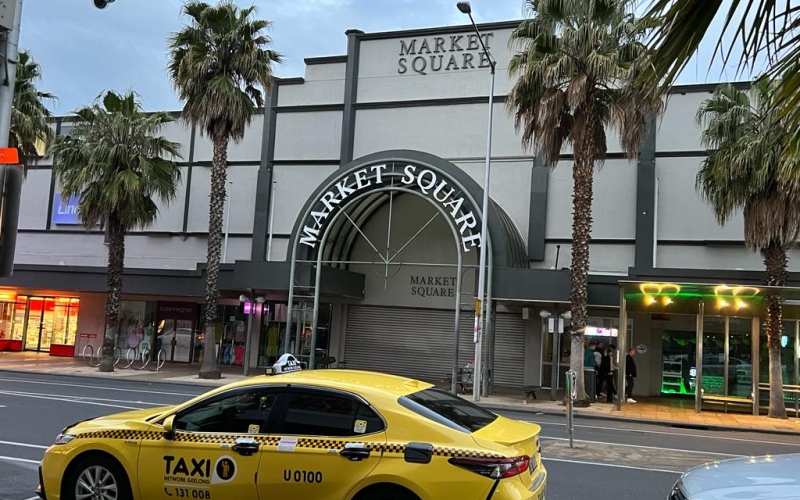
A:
[[36, 355, 546, 500]]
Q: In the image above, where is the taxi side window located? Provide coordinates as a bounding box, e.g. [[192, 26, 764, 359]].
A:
[[174, 389, 278, 434], [279, 390, 385, 437]]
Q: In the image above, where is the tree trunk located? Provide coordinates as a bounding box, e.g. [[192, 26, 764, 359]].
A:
[[762, 241, 787, 419], [100, 214, 125, 373], [569, 149, 595, 407], [198, 135, 228, 379]]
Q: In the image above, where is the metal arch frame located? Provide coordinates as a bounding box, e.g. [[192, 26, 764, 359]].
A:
[[284, 173, 494, 394]]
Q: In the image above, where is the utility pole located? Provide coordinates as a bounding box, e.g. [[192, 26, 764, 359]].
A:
[[0, 0, 22, 148]]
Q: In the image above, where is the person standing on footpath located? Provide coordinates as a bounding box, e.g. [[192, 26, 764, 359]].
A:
[[626, 347, 638, 403]]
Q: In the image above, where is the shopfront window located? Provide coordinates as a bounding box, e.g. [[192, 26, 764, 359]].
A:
[[661, 330, 696, 395], [47, 297, 81, 346], [541, 315, 632, 389], [258, 302, 333, 368], [12, 296, 27, 341]]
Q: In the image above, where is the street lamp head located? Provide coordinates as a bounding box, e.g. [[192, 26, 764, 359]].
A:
[[456, 1, 472, 14], [93, 0, 116, 8], [539, 310, 552, 319], [238, 294, 248, 303]]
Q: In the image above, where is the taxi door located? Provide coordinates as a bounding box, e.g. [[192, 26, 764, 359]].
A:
[[138, 387, 279, 500], [257, 387, 387, 500]]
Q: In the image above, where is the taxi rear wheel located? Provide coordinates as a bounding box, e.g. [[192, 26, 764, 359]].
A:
[[66, 455, 132, 500], [355, 485, 419, 500]]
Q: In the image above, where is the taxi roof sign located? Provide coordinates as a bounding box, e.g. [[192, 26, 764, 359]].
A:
[[264, 353, 304, 376], [0, 148, 19, 165]]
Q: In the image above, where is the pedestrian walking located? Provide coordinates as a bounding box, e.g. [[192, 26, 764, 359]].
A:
[[626, 347, 637, 403], [601, 345, 617, 403]]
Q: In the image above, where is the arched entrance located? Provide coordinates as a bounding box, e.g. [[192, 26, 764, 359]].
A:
[[283, 150, 527, 393]]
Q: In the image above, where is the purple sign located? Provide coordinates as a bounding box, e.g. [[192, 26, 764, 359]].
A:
[[51, 194, 82, 225]]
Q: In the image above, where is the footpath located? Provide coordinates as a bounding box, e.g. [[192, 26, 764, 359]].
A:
[[2, 351, 800, 436]]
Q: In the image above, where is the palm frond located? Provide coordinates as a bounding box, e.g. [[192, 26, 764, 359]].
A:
[[695, 79, 800, 251], [507, 0, 660, 164], [10, 50, 56, 173], [49, 90, 183, 232], [167, 0, 283, 143]]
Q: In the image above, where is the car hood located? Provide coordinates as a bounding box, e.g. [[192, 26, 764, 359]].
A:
[[68, 405, 174, 432], [681, 454, 800, 499]]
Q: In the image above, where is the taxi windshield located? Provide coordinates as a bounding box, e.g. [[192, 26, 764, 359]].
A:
[[399, 387, 498, 433]]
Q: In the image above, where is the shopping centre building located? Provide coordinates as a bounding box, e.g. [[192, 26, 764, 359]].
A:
[[1, 20, 799, 414]]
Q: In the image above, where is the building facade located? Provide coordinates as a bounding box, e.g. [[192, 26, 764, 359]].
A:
[[1, 20, 799, 405]]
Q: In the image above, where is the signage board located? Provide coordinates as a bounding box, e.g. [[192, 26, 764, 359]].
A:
[[51, 194, 82, 225]]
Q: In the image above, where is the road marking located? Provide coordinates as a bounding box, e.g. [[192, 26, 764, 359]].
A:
[[0, 377, 199, 397], [0, 440, 48, 450], [0, 455, 40, 464], [0, 390, 145, 410], [524, 417, 800, 448], [543, 457, 683, 474], [543, 436, 744, 457], [0, 390, 164, 407]]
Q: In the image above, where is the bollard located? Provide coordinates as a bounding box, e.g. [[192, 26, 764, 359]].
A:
[[566, 370, 577, 448]]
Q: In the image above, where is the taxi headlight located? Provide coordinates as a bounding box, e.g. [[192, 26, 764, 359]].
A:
[[54, 433, 76, 445]]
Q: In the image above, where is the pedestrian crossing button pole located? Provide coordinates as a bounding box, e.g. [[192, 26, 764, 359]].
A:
[[566, 369, 577, 449]]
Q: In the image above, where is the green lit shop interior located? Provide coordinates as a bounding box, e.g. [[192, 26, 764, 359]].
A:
[[618, 281, 800, 415]]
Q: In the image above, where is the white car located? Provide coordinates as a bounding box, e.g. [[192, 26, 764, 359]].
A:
[[670, 453, 800, 499]]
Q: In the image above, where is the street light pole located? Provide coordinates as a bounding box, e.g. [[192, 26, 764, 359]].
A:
[[457, 1, 495, 402]]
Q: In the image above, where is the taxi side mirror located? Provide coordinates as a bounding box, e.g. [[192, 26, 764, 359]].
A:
[[163, 415, 175, 441]]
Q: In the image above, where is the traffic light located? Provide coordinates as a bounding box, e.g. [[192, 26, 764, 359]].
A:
[[0, 148, 22, 277]]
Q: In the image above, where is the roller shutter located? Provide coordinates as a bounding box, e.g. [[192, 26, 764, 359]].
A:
[[344, 305, 526, 389], [490, 313, 527, 388]]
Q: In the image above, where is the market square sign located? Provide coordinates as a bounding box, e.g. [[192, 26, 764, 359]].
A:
[[397, 33, 495, 75], [299, 162, 482, 252]]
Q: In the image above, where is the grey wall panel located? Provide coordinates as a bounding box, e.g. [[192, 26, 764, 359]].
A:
[[353, 104, 526, 159], [545, 159, 638, 240], [273, 112, 343, 161], [454, 160, 532, 243], [186, 166, 211, 233], [654, 244, 800, 271], [185, 165, 257, 234], [529, 243, 635, 274], [137, 166, 188, 233], [656, 91, 712, 152], [656, 157, 743, 241], [277, 63, 346, 106], [12, 233, 252, 270], [19, 170, 51, 230], [192, 116, 264, 163], [270, 165, 339, 235], [159, 120, 194, 162], [224, 166, 259, 234], [357, 28, 514, 103]]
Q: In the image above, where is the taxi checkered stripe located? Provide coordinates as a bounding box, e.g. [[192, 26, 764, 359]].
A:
[[73, 431, 504, 459], [75, 430, 158, 440]]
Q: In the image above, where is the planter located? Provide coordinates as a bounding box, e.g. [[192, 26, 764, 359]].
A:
[[0, 339, 22, 351], [49, 344, 75, 357]]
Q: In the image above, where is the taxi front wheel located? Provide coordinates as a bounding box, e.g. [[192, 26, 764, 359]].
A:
[[66, 455, 132, 500]]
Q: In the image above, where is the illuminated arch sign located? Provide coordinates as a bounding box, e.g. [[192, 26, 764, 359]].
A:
[[299, 161, 482, 252]]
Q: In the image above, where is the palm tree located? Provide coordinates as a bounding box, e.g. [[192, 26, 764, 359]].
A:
[[643, 1, 800, 157], [168, 0, 281, 379], [696, 79, 798, 419], [507, 0, 662, 404], [10, 50, 56, 172], [50, 90, 182, 372]]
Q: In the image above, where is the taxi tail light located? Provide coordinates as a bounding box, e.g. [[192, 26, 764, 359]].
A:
[[448, 455, 530, 479]]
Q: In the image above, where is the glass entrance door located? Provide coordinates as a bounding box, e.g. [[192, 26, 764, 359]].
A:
[[24, 297, 55, 352]]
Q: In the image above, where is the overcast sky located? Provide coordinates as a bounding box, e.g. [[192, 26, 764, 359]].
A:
[[20, 0, 751, 115]]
